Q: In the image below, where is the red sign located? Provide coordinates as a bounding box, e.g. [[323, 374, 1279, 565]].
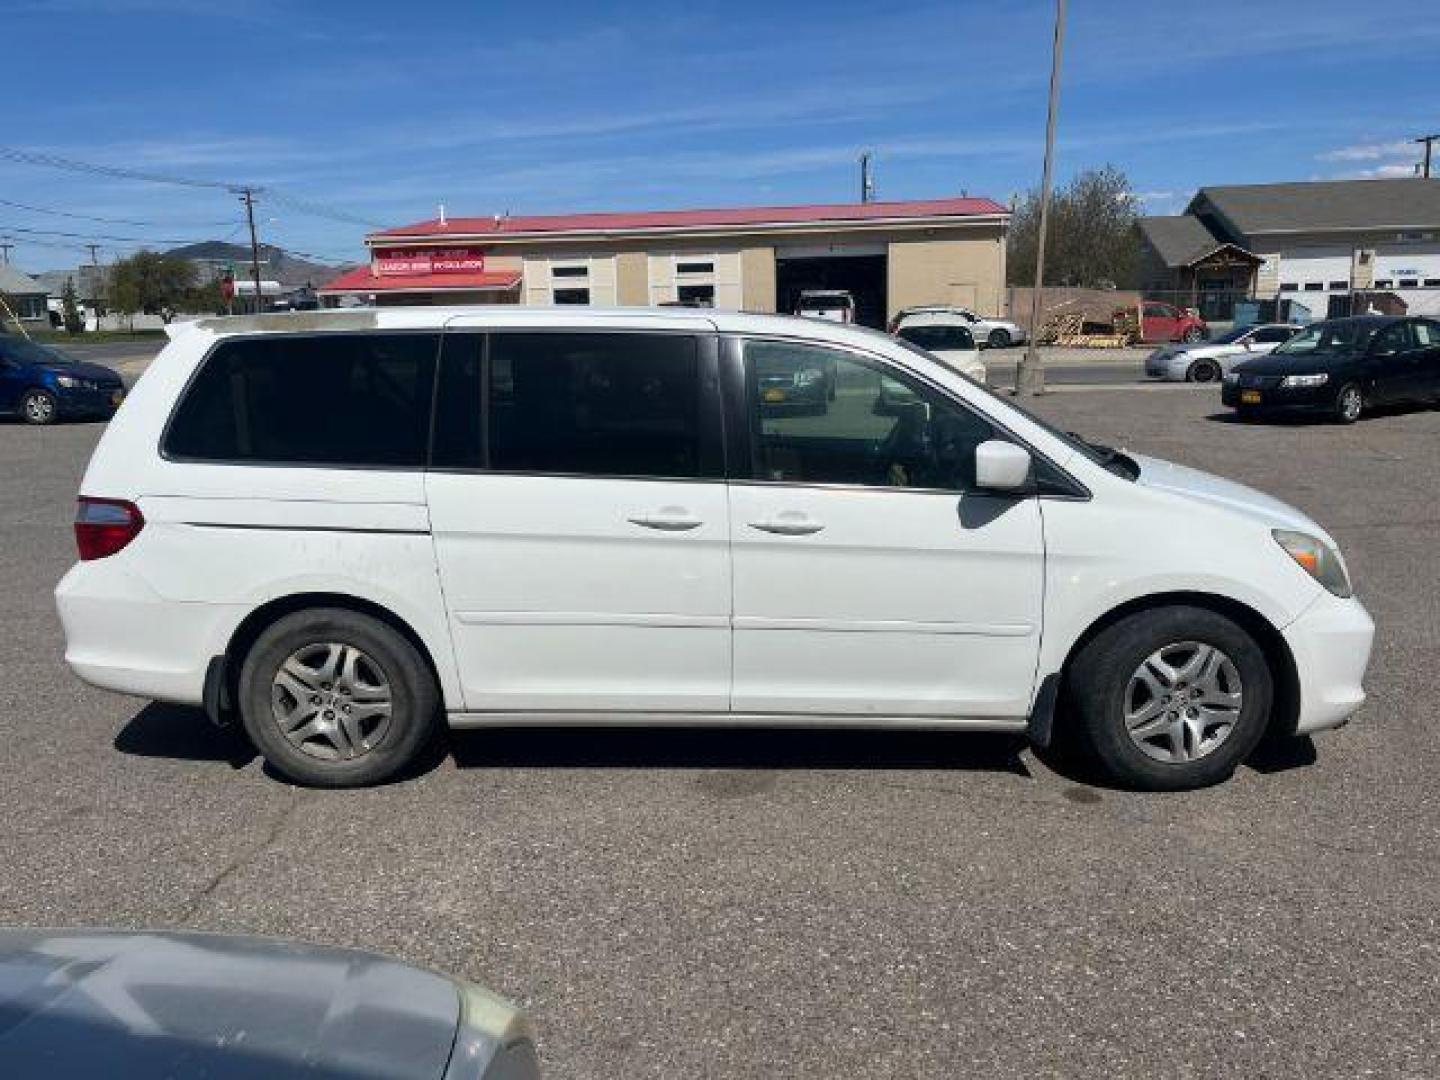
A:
[[375, 247, 486, 276]]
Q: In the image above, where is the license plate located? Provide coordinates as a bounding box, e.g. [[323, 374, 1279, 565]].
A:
[[1240, 390, 1261, 404], [762, 388, 787, 403]]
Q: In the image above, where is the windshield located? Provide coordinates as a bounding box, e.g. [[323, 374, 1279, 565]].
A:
[[0, 338, 68, 366], [890, 335, 1137, 478], [1273, 321, 1375, 357]]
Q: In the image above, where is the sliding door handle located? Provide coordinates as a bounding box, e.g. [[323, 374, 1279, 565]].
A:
[[628, 509, 704, 531], [749, 516, 825, 536]]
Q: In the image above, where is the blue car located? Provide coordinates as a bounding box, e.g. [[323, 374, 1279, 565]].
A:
[[0, 335, 126, 424]]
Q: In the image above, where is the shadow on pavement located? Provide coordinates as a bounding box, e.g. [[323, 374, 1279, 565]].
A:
[[114, 702, 257, 769], [449, 726, 1034, 777], [1246, 734, 1318, 775]]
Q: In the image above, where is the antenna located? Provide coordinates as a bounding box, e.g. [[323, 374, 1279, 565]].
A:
[[860, 151, 875, 203]]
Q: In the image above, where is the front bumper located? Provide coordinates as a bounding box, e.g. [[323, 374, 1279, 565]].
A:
[[1222, 381, 1336, 412], [1145, 351, 1184, 379], [55, 385, 125, 417], [1282, 591, 1374, 735]]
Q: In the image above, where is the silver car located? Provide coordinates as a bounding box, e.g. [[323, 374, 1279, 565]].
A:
[[892, 305, 1027, 349], [1145, 323, 1301, 382]]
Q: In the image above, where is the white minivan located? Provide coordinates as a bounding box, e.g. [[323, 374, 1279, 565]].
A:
[[57, 308, 1373, 790]]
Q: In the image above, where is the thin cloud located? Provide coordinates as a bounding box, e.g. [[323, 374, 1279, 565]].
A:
[[1319, 140, 1418, 162]]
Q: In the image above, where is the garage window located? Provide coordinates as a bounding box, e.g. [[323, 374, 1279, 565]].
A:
[[676, 261, 714, 275], [164, 333, 439, 466], [1328, 281, 1348, 291], [552, 288, 590, 305], [677, 284, 715, 306]]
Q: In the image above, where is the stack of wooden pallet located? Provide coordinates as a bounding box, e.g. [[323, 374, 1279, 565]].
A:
[[1041, 311, 1131, 347]]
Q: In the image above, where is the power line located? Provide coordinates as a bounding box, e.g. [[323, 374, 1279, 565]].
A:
[[0, 195, 235, 229], [0, 145, 234, 189], [0, 144, 383, 228], [0, 221, 239, 246]]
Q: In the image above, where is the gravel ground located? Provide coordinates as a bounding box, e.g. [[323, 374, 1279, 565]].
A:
[[1, 387, 1436, 1079]]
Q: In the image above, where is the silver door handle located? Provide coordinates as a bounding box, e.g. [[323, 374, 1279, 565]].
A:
[[628, 511, 704, 531], [749, 517, 825, 536]]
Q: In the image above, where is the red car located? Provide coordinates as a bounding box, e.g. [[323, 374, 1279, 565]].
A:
[[1137, 301, 1207, 343]]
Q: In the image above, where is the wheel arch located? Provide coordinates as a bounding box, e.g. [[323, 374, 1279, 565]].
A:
[[221, 592, 448, 715], [1046, 590, 1300, 740]]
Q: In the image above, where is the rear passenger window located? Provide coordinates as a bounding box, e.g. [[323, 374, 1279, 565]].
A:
[[485, 332, 709, 478], [164, 333, 439, 466]]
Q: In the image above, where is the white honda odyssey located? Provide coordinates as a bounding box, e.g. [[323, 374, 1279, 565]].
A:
[[56, 308, 1373, 790]]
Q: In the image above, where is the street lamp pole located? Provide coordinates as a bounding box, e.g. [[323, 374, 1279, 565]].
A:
[[1015, 0, 1067, 396]]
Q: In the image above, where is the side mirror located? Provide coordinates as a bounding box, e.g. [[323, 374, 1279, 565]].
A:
[[974, 440, 1032, 492]]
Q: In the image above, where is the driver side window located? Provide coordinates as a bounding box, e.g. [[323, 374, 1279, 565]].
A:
[[743, 339, 999, 492]]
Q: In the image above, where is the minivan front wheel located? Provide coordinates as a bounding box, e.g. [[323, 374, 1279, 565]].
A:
[[238, 607, 440, 787], [1065, 606, 1272, 790]]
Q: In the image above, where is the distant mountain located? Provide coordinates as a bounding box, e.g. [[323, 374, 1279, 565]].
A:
[[164, 241, 343, 290]]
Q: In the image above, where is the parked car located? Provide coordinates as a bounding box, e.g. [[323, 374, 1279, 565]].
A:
[[0, 334, 125, 424], [0, 928, 539, 1079], [57, 308, 1373, 791], [1222, 315, 1440, 423], [1132, 301, 1207, 344], [1145, 323, 1302, 382], [892, 313, 986, 383], [890, 305, 1026, 349], [795, 289, 855, 323]]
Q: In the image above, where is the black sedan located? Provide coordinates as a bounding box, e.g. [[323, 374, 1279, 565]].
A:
[[1221, 315, 1440, 423]]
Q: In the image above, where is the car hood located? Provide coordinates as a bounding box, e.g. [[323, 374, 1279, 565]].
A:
[[0, 929, 461, 1079], [38, 360, 123, 382], [1131, 453, 1331, 540], [1233, 350, 1358, 375]]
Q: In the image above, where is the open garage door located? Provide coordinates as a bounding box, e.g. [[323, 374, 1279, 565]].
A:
[[776, 251, 888, 329]]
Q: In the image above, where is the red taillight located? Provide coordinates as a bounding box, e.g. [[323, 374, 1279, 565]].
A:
[[74, 497, 144, 561]]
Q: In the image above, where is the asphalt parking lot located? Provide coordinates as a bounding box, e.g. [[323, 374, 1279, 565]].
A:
[[2, 386, 1437, 1079]]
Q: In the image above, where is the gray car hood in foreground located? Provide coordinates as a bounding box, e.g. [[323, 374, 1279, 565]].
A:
[[0, 929, 462, 1079], [1131, 453, 1331, 541]]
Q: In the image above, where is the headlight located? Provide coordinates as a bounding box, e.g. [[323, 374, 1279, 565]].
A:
[[793, 367, 825, 388], [1273, 529, 1352, 597], [55, 375, 78, 388], [1280, 373, 1328, 388]]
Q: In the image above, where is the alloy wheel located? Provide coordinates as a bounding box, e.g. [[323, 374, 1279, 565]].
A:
[[1123, 641, 1243, 764], [1339, 386, 1363, 422], [271, 642, 393, 761], [24, 393, 54, 423]]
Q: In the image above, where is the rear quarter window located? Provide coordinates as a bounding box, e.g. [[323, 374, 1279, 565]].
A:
[[163, 332, 440, 466]]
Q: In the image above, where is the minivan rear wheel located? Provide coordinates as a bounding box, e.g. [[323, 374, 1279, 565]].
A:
[[1065, 606, 1272, 790], [238, 607, 440, 787]]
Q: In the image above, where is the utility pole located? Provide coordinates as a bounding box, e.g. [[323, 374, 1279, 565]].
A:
[[238, 186, 265, 314], [860, 151, 875, 203], [1015, 0, 1067, 397], [0, 241, 12, 264], [1416, 134, 1440, 179], [86, 243, 101, 266]]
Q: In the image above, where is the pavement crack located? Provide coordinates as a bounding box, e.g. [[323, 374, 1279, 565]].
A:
[[176, 788, 311, 921]]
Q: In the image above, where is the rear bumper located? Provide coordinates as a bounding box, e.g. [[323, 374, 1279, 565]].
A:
[[1283, 591, 1374, 735], [55, 559, 243, 706]]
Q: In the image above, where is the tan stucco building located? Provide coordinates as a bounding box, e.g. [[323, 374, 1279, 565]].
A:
[[320, 196, 1010, 328]]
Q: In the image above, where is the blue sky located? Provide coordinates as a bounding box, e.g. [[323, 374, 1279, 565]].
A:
[[3, 0, 1438, 272]]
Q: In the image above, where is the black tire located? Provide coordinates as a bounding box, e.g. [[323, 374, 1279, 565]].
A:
[[1187, 359, 1221, 383], [1065, 606, 1273, 791], [20, 389, 58, 426], [987, 328, 1011, 349], [1334, 383, 1363, 424], [1182, 327, 1204, 343], [238, 607, 441, 787]]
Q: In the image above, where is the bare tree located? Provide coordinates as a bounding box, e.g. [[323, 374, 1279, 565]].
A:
[[1008, 165, 1140, 288]]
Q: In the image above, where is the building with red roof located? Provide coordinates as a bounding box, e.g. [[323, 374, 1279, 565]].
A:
[[321, 195, 1011, 327]]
